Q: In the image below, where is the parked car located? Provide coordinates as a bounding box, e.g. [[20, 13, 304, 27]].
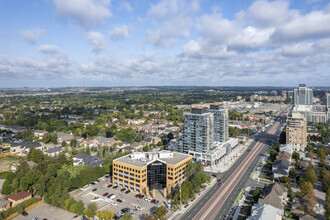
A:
[[135, 206, 142, 211], [109, 194, 116, 199], [151, 199, 156, 203], [33, 218, 39, 220], [117, 211, 124, 216], [113, 186, 118, 189], [22, 212, 28, 216], [120, 188, 126, 192], [154, 200, 159, 204], [107, 184, 113, 188], [117, 199, 123, 203], [91, 182, 96, 185], [103, 192, 109, 197], [111, 202, 117, 206], [135, 194, 141, 198], [125, 190, 130, 194], [139, 194, 144, 199], [217, 178, 222, 183], [122, 208, 130, 213], [92, 188, 97, 192], [133, 208, 140, 213]]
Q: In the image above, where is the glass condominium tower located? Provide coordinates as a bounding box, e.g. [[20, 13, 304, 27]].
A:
[[293, 84, 313, 106], [208, 104, 229, 143], [183, 107, 214, 154]]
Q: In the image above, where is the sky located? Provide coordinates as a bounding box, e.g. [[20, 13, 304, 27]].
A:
[[0, 0, 330, 88]]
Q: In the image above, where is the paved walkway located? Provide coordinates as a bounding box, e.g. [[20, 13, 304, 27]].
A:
[[204, 139, 253, 173]]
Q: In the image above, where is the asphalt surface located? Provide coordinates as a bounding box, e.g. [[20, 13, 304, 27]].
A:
[[180, 118, 285, 220]]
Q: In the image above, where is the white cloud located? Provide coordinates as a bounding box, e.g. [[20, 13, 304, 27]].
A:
[[196, 13, 241, 44], [271, 10, 330, 42], [246, 0, 296, 27], [53, 0, 111, 28], [109, 25, 129, 40], [228, 26, 274, 51], [38, 44, 61, 55], [145, 0, 199, 48], [121, 1, 133, 13], [86, 31, 106, 53], [20, 28, 44, 44]]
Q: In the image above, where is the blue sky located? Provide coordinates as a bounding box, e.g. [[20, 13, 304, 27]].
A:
[[0, 0, 330, 88]]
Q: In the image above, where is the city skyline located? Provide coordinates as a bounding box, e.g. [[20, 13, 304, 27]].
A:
[[1, 0, 330, 87]]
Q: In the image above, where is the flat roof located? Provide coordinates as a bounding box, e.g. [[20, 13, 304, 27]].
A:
[[114, 151, 192, 168]]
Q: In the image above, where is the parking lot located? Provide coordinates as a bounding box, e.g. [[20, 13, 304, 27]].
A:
[[13, 202, 76, 220], [71, 176, 167, 219]]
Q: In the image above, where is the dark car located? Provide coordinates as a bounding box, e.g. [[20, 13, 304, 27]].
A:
[[120, 188, 126, 192], [154, 200, 159, 204], [103, 192, 109, 197], [125, 190, 130, 194], [105, 175, 110, 178], [107, 184, 113, 188], [113, 186, 118, 189], [212, 174, 217, 178], [139, 194, 144, 199], [91, 182, 96, 185], [117, 199, 123, 203], [122, 208, 130, 213], [92, 188, 97, 192], [22, 211, 28, 216], [135, 194, 141, 198], [151, 199, 156, 203], [95, 179, 100, 183]]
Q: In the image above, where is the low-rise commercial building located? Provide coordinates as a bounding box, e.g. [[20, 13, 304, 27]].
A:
[[112, 151, 192, 198], [5, 191, 32, 207]]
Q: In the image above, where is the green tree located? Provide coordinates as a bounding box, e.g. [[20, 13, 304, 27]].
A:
[[119, 212, 133, 220], [300, 182, 314, 196], [96, 210, 115, 220], [1, 180, 11, 194], [155, 205, 167, 218], [292, 151, 299, 161], [85, 202, 98, 218], [74, 200, 85, 215], [16, 203, 24, 214], [289, 168, 298, 177], [61, 141, 67, 147], [302, 166, 317, 185], [70, 139, 77, 148]]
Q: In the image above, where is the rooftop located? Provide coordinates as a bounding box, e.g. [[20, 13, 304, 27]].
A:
[[114, 150, 192, 168], [6, 191, 31, 201], [0, 198, 10, 207]]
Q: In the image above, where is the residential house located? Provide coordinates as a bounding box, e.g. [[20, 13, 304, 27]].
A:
[[273, 159, 290, 180], [248, 203, 283, 220], [92, 136, 116, 147], [5, 191, 32, 207], [279, 144, 293, 154], [258, 183, 288, 210], [122, 146, 135, 151], [44, 147, 63, 157], [117, 142, 130, 149], [57, 132, 74, 143], [276, 151, 292, 164], [131, 142, 144, 150], [298, 159, 311, 171], [73, 153, 103, 167], [0, 198, 10, 211], [10, 141, 43, 154], [34, 130, 48, 139]]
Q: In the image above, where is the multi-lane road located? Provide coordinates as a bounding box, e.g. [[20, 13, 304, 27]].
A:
[[180, 119, 284, 220]]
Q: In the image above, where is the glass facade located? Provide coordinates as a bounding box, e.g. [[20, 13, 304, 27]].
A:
[[147, 160, 167, 190]]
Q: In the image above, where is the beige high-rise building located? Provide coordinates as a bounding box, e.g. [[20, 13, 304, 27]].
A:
[[286, 113, 307, 151]]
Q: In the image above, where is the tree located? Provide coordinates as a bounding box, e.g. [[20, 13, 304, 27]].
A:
[[61, 141, 67, 147], [300, 182, 314, 196], [70, 139, 77, 148], [96, 210, 115, 220], [1, 180, 11, 194], [292, 151, 299, 161], [307, 151, 314, 160], [74, 200, 85, 215], [85, 202, 98, 218], [289, 168, 298, 178], [302, 166, 317, 185], [155, 205, 167, 218], [119, 212, 133, 220]]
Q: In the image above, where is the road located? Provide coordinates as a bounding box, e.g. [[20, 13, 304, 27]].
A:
[[180, 120, 283, 220]]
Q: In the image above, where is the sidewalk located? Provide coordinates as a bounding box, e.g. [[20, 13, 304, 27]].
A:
[[251, 154, 268, 182], [204, 139, 253, 173], [167, 177, 217, 220]]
